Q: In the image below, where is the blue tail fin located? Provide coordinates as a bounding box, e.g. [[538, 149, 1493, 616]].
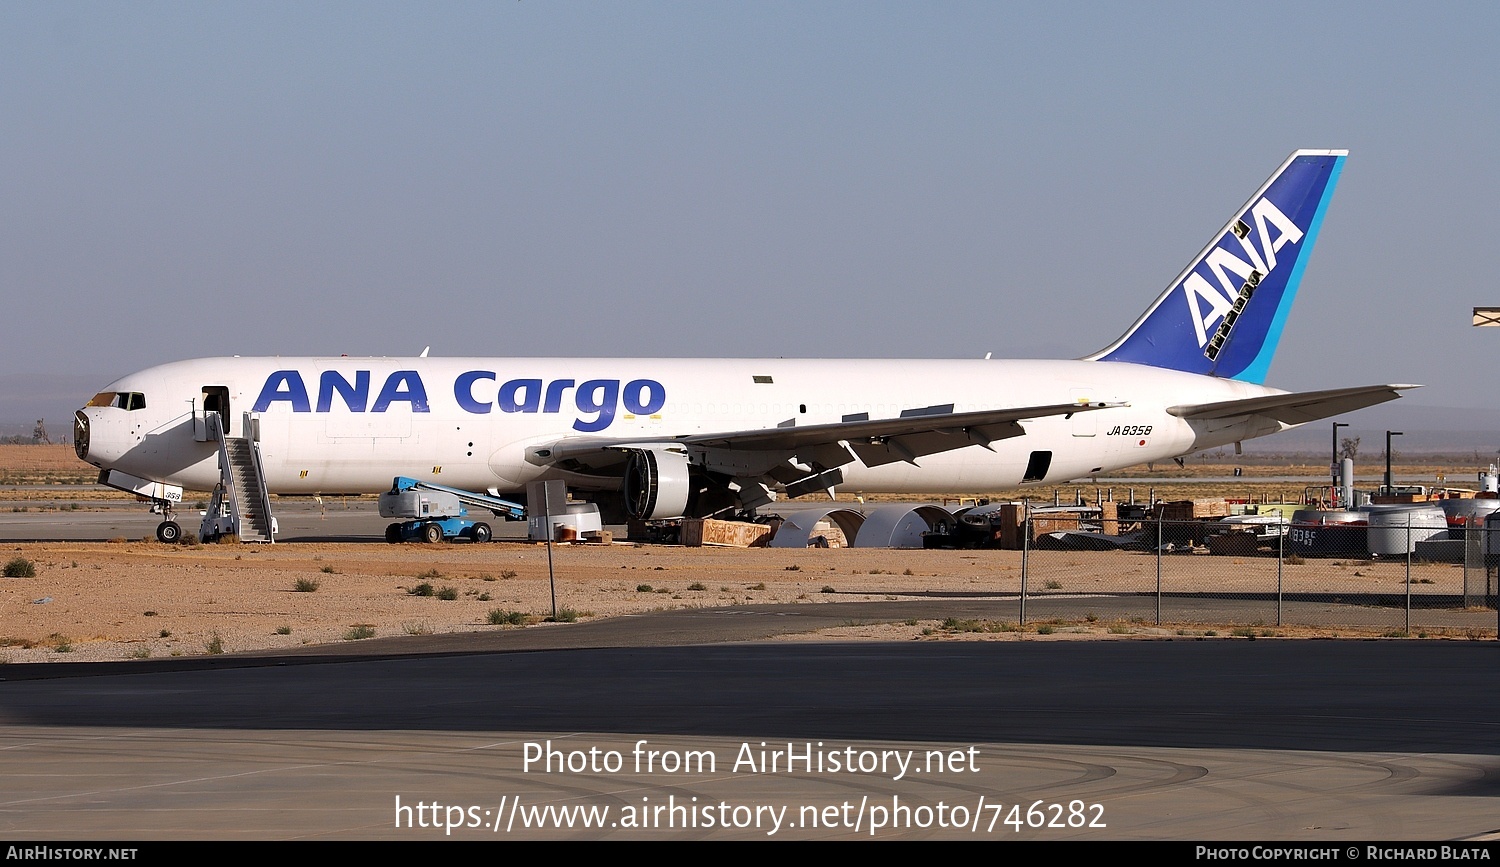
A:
[[1087, 149, 1346, 383]]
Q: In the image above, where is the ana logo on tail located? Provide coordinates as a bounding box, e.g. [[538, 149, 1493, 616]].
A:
[[1185, 196, 1304, 357], [1088, 149, 1346, 384]]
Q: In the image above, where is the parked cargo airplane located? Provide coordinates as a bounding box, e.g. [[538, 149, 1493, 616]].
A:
[[76, 149, 1414, 541]]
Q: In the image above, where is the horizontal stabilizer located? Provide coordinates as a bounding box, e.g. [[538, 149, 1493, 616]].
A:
[[1167, 384, 1419, 426]]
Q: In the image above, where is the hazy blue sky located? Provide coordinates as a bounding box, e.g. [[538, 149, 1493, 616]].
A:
[[3, 2, 1496, 437]]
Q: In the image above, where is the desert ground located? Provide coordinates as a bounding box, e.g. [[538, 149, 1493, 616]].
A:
[[1, 445, 1493, 662], [4, 537, 1491, 663]]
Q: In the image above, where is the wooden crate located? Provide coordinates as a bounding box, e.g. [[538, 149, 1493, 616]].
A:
[[680, 518, 773, 548], [998, 503, 1024, 549], [1099, 500, 1119, 535], [1157, 499, 1230, 520], [1030, 513, 1083, 535], [1206, 530, 1261, 556], [805, 521, 849, 548]]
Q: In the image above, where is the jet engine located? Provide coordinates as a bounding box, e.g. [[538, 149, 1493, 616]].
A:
[[621, 447, 692, 520]]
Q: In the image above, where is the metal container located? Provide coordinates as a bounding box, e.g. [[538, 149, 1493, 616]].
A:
[[1366, 504, 1447, 557], [527, 502, 602, 542], [378, 489, 462, 519], [1482, 512, 1500, 566], [1218, 513, 1288, 538], [1288, 509, 1367, 558], [1440, 496, 1500, 530]]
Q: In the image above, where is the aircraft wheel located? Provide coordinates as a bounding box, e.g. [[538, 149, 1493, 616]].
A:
[[156, 521, 182, 544], [385, 523, 403, 544], [422, 523, 444, 544], [471, 522, 492, 544]]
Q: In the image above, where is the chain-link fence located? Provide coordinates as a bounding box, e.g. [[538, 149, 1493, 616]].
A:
[[1017, 516, 1499, 637]]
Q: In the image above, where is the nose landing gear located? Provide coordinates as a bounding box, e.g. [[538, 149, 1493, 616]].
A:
[[92, 468, 187, 543], [152, 499, 182, 544]]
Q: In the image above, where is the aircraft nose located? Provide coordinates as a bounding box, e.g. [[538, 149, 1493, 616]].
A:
[[73, 406, 128, 467], [73, 410, 90, 461]]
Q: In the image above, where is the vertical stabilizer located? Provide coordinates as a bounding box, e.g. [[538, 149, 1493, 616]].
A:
[[1087, 149, 1346, 383]]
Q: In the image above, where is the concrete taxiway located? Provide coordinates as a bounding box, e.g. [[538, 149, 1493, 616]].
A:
[[1, 622, 1497, 840], [0, 496, 442, 543]]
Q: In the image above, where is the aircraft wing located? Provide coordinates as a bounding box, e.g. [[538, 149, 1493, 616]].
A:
[[1166, 384, 1419, 426], [684, 400, 1125, 467], [540, 400, 1124, 470]]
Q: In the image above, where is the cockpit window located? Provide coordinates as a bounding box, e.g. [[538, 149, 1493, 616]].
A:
[[88, 391, 146, 410]]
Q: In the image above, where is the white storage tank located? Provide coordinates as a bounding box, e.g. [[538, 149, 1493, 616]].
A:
[[1365, 504, 1447, 557]]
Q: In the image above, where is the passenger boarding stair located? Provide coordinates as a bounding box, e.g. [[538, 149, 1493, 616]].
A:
[[200, 412, 276, 543]]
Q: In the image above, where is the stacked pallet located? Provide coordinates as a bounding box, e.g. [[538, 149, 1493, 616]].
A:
[[1156, 499, 1231, 520], [1146, 499, 1230, 547]]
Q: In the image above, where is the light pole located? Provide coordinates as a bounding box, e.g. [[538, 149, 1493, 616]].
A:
[[1470, 310, 1499, 636], [1384, 430, 1403, 494], [1331, 421, 1348, 491]]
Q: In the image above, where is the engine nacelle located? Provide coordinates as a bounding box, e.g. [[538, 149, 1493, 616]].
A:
[[622, 447, 692, 520]]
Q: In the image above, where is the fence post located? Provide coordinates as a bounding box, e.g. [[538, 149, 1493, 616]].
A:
[[1484, 522, 1500, 640], [1156, 516, 1163, 626], [1405, 519, 1412, 637], [1462, 523, 1474, 609], [1491, 524, 1499, 640], [1488, 523, 1499, 640], [1277, 519, 1284, 627], [1020, 511, 1029, 626]]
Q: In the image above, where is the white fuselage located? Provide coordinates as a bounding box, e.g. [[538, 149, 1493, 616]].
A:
[[76, 356, 1284, 497]]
